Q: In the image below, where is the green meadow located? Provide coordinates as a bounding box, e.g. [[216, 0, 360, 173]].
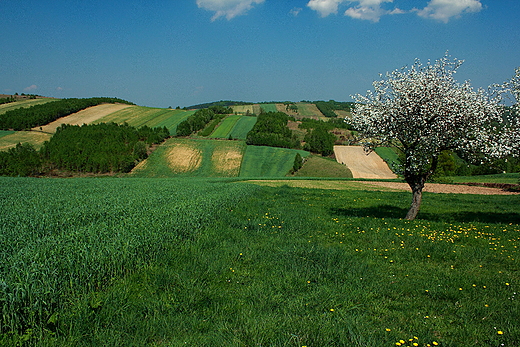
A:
[[0, 177, 518, 346], [260, 103, 279, 113], [131, 138, 246, 178], [210, 115, 257, 139], [239, 145, 310, 177], [0, 130, 15, 138]]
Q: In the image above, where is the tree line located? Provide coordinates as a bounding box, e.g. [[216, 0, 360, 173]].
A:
[[0, 123, 169, 176], [0, 97, 134, 131], [176, 106, 232, 136], [245, 112, 300, 149], [0, 96, 16, 105], [313, 100, 354, 118]]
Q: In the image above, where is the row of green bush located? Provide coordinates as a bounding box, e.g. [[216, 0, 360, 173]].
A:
[[0, 96, 16, 105], [0, 97, 134, 130], [246, 112, 300, 149]]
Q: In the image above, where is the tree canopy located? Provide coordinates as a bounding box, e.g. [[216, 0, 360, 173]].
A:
[[348, 54, 514, 220]]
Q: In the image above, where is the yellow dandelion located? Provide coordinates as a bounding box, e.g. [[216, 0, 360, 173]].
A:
[[386, 328, 391, 332], [433, 342, 439, 346], [498, 331, 504, 335], [330, 308, 334, 312]]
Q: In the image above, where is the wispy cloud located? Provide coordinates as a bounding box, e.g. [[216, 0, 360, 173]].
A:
[[290, 7, 303, 17], [23, 84, 38, 92], [197, 0, 264, 21], [306, 0, 483, 22], [415, 0, 483, 23], [307, 0, 403, 22]]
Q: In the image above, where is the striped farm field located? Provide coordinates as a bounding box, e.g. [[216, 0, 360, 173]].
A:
[[259, 103, 278, 113], [229, 116, 257, 139], [0, 131, 52, 151], [94, 106, 194, 135], [0, 98, 58, 115], [132, 138, 246, 177], [210, 115, 241, 138], [239, 145, 310, 177], [232, 104, 262, 115], [210, 115, 257, 139], [296, 102, 326, 120]]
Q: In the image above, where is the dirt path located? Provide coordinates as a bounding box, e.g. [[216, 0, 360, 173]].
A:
[[334, 146, 397, 179], [33, 104, 132, 133], [247, 180, 519, 195], [356, 181, 519, 195]]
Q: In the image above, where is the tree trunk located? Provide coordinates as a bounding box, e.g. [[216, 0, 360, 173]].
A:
[[404, 174, 427, 220]]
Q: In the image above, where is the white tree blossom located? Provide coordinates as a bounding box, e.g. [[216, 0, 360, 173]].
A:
[[348, 54, 511, 220]]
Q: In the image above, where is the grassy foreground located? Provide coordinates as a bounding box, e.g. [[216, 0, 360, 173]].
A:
[[0, 177, 519, 346]]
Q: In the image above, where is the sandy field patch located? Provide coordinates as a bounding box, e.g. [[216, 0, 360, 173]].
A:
[[166, 144, 202, 173], [33, 104, 132, 133], [334, 146, 397, 179], [211, 147, 242, 175]]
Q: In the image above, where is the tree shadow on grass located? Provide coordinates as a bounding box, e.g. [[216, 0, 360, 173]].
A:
[[330, 205, 520, 224]]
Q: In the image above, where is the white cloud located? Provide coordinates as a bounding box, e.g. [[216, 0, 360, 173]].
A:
[[344, 0, 395, 22], [307, 0, 403, 22], [416, 0, 483, 23], [290, 7, 303, 16], [307, 0, 342, 17], [197, 0, 264, 21], [23, 85, 38, 92]]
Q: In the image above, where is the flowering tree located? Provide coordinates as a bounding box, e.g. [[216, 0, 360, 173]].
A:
[[499, 67, 520, 157], [348, 54, 508, 220]]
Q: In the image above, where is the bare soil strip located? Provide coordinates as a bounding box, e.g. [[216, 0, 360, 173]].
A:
[[356, 181, 519, 195], [166, 144, 202, 173], [33, 104, 132, 133], [334, 145, 397, 179], [212, 147, 242, 176], [246, 180, 518, 195]]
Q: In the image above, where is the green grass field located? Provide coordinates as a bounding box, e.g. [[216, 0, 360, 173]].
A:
[[210, 115, 257, 139], [449, 173, 520, 184], [210, 115, 241, 138], [259, 103, 278, 113], [94, 106, 194, 135], [0, 177, 518, 346], [292, 155, 353, 178], [0, 130, 15, 139], [240, 146, 310, 177], [0, 98, 57, 114], [132, 138, 246, 178], [232, 104, 262, 115], [230, 116, 257, 139], [375, 147, 402, 174], [0, 131, 52, 151], [296, 102, 326, 119]]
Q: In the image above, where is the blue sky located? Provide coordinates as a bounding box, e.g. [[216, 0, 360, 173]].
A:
[[1, 0, 519, 108]]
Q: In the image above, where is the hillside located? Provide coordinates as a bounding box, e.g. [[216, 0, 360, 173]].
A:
[[0, 98, 364, 178]]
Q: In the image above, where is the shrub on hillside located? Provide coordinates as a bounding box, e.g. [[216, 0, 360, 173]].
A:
[[246, 112, 300, 149]]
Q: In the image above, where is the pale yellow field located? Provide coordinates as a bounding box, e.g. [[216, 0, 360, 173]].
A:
[[34, 104, 132, 133], [0, 131, 52, 151], [211, 146, 242, 176], [231, 105, 261, 115], [166, 144, 202, 173]]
